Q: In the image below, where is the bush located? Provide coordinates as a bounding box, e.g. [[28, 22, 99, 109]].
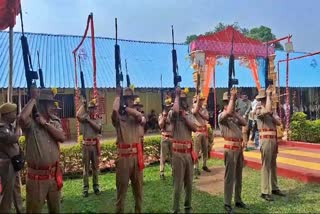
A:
[[20, 136, 161, 184], [290, 112, 320, 143]]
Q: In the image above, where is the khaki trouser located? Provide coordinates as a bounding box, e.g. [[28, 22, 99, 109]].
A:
[[116, 156, 143, 213], [160, 138, 172, 174], [0, 160, 15, 213], [224, 148, 244, 206], [82, 144, 99, 192], [13, 172, 23, 213], [260, 139, 279, 194], [194, 133, 208, 169], [26, 177, 60, 213], [242, 120, 249, 144], [172, 152, 193, 213]]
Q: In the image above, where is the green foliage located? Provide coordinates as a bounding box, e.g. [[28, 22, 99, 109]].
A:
[[185, 22, 284, 50], [290, 112, 320, 143], [22, 159, 320, 213], [20, 136, 161, 183]]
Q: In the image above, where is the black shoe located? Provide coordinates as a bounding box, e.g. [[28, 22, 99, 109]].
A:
[[94, 188, 101, 195], [261, 194, 274, 201], [224, 204, 234, 214], [160, 174, 165, 180], [83, 191, 89, 198], [202, 166, 211, 172], [235, 201, 248, 209], [194, 168, 201, 176], [272, 190, 286, 197]]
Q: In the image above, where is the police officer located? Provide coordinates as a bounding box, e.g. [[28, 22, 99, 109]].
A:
[[192, 93, 210, 176], [159, 97, 173, 179], [112, 87, 146, 213], [255, 87, 286, 201], [19, 88, 65, 213], [169, 88, 198, 213], [77, 99, 102, 197], [0, 103, 22, 213], [218, 89, 247, 214]]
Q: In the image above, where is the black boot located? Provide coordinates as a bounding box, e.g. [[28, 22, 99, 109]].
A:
[[272, 190, 286, 197], [261, 194, 274, 201], [224, 204, 233, 214], [83, 191, 89, 198], [202, 166, 211, 172]]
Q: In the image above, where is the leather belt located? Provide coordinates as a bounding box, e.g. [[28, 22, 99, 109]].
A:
[[83, 138, 98, 146], [259, 129, 276, 132], [224, 144, 240, 150], [259, 135, 276, 139], [27, 173, 55, 180], [28, 162, 57, 171], [224, 137, 242, 143], [173, 148, 192, 153], [117, 143, 144, 170]]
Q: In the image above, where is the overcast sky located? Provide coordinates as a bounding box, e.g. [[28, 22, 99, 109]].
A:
[[12, 0, 320, 52]]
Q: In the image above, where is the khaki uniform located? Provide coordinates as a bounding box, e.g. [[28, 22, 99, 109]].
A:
[[256, 106, 279, 195], [192, 106, 209, 169], [0, 123, 20, 213], [112, 112, 144, 213], [236, 99, 251, 144], [22, 117, 63, 213], [13, 172, 23, 213], [169, 110, 196, 213], [159, 113, 173, 175], [80, 113, 102, 192], [218, 112, 244, 206]]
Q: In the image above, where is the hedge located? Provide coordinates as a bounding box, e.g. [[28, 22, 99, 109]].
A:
[[290, 112, 320, 143], [19, 136, 161, 184]]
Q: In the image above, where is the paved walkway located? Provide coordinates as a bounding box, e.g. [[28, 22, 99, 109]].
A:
[[211, 137, 320, 183]]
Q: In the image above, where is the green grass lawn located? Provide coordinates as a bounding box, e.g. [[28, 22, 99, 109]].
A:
[[21, 159, 320, 213]]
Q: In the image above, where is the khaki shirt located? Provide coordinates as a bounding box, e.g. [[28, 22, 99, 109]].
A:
[[256, 105, 276, 131], [0, 123, 19, 159], [218, 112, 242, 140], [80, 113, 102, 139], [23, 117, 62, 167], [192, 105, 209, 126], [158, 113, 173, 134], [236, 99, 251, 117], [168, 110, 196, 141], [113, 113, 143, 145]]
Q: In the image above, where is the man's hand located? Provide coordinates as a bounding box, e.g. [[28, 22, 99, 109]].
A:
[[31, 87, 39, 99], [175, 87, 181, 96], [35, 115, 47, 126], [230, 88, 237, 99], [266, 86, 273, 96], [116, 87, 122, 97]]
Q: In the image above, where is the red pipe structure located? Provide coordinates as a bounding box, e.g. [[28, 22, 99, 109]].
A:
[[213, 69, 217, 130], [264, 35, 292, 45], [277, 50, 320, 136], [72, 13, 98, 141]]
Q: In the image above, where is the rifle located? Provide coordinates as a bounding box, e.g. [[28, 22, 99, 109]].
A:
[[228, 29, 238, 96], [37, 51, 45, 88], [125, 59, 131, 87], [78, 55, 87, 107], [195, 61, 201, 96], [115, 18, 125, 115], [20, 4, 39, 117], [160, 74, 164, 111], [265, 44, 273, 88], [171, 25, 181, 88]]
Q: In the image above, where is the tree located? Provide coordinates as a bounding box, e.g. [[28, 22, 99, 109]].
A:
[[247, 26, 284, 50], [185, 23, 284, 50]]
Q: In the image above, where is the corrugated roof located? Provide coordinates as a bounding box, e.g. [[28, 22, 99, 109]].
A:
[[0, 31, 319, 89]]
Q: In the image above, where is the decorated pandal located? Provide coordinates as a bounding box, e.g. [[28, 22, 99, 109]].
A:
[[188, 26, 285, 139]]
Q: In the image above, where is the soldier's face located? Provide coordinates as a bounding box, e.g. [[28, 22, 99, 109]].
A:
[[46, 102, 56, 115], [4, 111, 17, 123], [126, 97, 134, 107]]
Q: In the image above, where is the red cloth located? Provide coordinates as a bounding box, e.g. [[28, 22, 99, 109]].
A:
[[55, 162, 63, 191], [0, 0, 20, 30], [136, 143, 145, 171], [190, 26, 274, 58]]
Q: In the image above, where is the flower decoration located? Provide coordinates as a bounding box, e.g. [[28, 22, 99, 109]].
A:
[[183, 88, 189, 94], [19, 136, 26, 144], [51, 88, 57, 97], [91, 99, 97, 105], [129, 84, 135, 92], [54, 102, 59, 108]]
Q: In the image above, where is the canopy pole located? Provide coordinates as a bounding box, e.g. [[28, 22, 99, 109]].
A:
[[8, 27, 14, 103], [285, 48, 290, 139]]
